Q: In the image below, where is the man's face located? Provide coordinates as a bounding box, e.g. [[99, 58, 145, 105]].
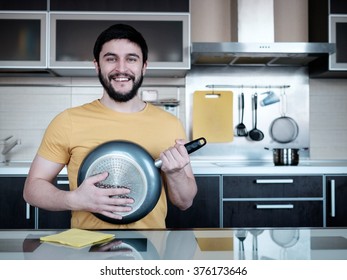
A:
[[95, 39, 147, 102]]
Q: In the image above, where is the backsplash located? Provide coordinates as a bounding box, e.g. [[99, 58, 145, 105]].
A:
[[0, 74, 347, 162], [0, 77, 185, 162], [185, 67, 310, 161]]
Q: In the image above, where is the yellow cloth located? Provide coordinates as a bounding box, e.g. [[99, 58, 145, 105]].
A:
[[40, 229, 115, 248], [38, 100, 186, 229], [196, 237, 234, 251]]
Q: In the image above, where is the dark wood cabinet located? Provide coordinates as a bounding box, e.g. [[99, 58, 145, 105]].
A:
[[166, 175, 220, 228], [326, 175, 347, 227], [222, 175, 324, 228], [50, 0, 189, 12], [223, 201, 323, 228], [330, 0, 347, 14], [37, 177, 71, 229], [0, 0, 47, 11], [0, 176, 35, 229], [0, 0, 189, 12]]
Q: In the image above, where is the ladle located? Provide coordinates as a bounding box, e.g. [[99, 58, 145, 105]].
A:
[[235, 92, 248, 136], [235, 230, 248, 260], [248, 93, 264, 141]]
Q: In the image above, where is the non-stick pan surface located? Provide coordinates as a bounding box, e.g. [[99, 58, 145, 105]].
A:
[[77, 137, 206, 224]]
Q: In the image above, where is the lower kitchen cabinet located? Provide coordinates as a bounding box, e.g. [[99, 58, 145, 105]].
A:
[[222, 175, 324, 228], [37, 176, 71, 229], [166, 175, 220, 228], [0, 176, 35, 229], [223, 201, 323, 227], [325, 175, 347, 227]]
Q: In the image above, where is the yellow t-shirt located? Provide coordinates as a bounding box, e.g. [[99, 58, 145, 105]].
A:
[[38, 100, 186, 229]]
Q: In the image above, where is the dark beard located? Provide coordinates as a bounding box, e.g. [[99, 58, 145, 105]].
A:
[[98, 70, 144, 103]]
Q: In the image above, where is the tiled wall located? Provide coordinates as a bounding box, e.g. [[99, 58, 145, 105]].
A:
[[0, 77, 185, 162], [1, 76, 347, 162], [309, 79, 347, 160]]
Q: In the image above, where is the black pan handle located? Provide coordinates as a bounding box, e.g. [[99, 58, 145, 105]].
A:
[[184, 137, 207, 154], [154, 137, 207, 168]]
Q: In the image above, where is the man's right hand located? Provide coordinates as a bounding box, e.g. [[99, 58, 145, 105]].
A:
[[72, 171, 135, 220]]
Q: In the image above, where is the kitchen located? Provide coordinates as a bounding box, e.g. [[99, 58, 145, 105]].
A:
[[1, 0, 347, 264]]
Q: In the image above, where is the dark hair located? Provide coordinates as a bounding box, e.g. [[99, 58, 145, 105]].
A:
[[93, 23, 148, 64]]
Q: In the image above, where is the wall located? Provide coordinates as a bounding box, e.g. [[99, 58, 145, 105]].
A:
[[190, 0, 233, 42], [309, 79, 347, 160], [190, 0, 308, 42], [2, 75, 346, 162], [185, 66, 310, 161], [189, 0, 347, 161], [0, 77, 185, 162], [1, 1, 347, 162]]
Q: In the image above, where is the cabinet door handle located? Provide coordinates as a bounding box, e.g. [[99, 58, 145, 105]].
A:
[[255, 179, 294, 184], [26, 203, 30, 220], [57, 180, 69, 185], [256, 204, 294, 209], [331, 179, 336, 217]]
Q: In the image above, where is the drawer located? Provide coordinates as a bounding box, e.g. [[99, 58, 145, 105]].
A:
[[223, 200, 323, 227], [223, 176, 323, 198]]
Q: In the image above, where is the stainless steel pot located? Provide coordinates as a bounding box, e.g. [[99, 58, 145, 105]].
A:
[[265, 148, 308, 166]]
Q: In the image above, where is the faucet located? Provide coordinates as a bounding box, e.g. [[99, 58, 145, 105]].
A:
[[0, 136, 21, 162]]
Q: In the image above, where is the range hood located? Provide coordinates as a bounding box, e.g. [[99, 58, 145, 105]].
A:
[[191, 42, 335, 66], [191, 0, 335, 67]]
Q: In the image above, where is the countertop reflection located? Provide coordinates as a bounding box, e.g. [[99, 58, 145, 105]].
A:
[[1, 228, 347, 260]]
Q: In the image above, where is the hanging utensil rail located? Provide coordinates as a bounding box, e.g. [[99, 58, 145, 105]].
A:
[[206, 84, 290, 89]]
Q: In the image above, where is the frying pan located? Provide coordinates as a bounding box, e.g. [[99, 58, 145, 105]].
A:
[[77, 137, 207, 224], [270, 92, 299, 144]]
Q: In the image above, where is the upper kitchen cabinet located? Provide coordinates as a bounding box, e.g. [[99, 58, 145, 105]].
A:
[[309, 0, 347, 78], [0, 12, 47, 71], [49, 13, 190, 77], [0, 0, 47, 11], [49, 0, 189, 13]]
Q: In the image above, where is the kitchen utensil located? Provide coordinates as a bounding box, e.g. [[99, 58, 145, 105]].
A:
[[249, 229, 264, 260], [260, 90, 280, 106], [77, 137, 207, 224], [235, 230, 248, 260], [270, 91, 299, 143], [265, 147, 308, 166], [248, 93, 264, 141], [193, 90, 233, 142], [270, 229, 300, 259], [235, 92, 248, 136]]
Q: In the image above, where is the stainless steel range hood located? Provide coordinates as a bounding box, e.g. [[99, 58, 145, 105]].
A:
[[191, 42, 335, 66], [191, 0, 335, 67]]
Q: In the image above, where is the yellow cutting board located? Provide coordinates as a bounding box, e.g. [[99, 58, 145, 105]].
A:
[[193, 90, 233, 143]]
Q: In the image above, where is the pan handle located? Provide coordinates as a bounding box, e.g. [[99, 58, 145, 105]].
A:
[[184, 137, 207, 154], [154, 137, 207, 168]]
